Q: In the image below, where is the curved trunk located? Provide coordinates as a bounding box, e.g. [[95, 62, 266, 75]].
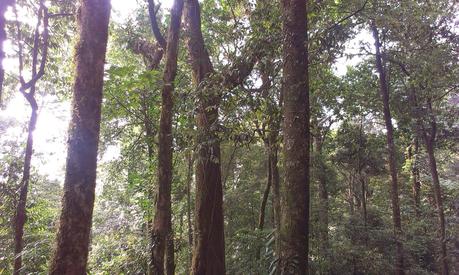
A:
[[258, 153, 272, 231], [371, 24, 404, 275], [279, 0, 310, 273], [49, 1, 110, 273], [150, 0, 184, 274]]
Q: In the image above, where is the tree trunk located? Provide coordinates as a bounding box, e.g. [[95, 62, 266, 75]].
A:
[[454, 196, 459, 274], [150, 1, 183, 274], [371, 24, 404, 275], [315, 137, 329, 261], [258, 153, 272, 231], [186, 151, 194, 266], [13, 98, 37, 275], [49, 1, 110, 273], [408, 139, 421, 217], [270, 137, 281, 261], [279, 0, 309, 274], [184, 0, 225, 274], [424, 135, 449, 275]]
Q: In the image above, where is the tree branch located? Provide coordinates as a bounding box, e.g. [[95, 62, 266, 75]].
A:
[[147, 0, 167, 49]]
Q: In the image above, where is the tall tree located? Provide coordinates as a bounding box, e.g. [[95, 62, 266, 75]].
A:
[[13, 2, 49, 273], [371, 24, 404, 275], [184, 0, 225, 273], [49, 0, 110, 273], [150, 0, 184, 274], [279, 0, 310, 274]]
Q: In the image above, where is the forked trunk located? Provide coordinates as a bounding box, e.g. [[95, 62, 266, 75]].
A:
[[150, 0, 183, 274]]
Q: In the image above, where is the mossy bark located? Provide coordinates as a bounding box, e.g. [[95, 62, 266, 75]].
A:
[[279, 0, 310, 274], [150, 0, 184, 274], [49, 0, 110, 273], [184, 0, 226, 274]]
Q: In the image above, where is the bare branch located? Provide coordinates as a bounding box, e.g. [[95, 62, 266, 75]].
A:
[[146, 0, 166, 49]]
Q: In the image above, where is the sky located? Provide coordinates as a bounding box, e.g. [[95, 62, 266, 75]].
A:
[[0, 0, 368, 182]]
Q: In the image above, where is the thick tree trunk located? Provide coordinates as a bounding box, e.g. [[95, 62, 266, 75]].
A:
[[371, 24, 404, 275], [184, 0, 225, 274], [150, 1, 183, 274], [49, 1, 110, 273], [279, 0, 309, 274], [424, 137, 449, 275], [13, 98, 37, 275]]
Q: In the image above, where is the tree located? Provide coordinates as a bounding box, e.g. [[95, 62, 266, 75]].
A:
[[279, 0, 310, 274], [371, 23, 405, 275], [150, 0, 184, 274], [183, 0, 226, 273], [49, 0, 110, 273], [13, 1, 49, 273]]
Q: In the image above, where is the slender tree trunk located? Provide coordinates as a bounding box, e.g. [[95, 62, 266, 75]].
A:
[[258, 152, 272, 231], [270, 138, 281, 260], [408, 139, 421, 217], [315, 137, 329, 261], [371, 24, 404, 275], [279, 0, 309, 273], [13, 3, 49, 271], [424, 135, 449, 275], [184, 0, 225, 273], [150, 1, 183, 274], [454, 196, 459, 274], [186, 151, 194, 266], [13, 98, 37, 275], [49, 1, 110, 273], [348, 172, 355, 215]]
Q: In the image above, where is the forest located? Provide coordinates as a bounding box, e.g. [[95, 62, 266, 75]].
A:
[[0, 0, 458, 274]]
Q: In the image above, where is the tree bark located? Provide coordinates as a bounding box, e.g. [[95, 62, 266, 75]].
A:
[[150, 0, 183, 274], [258, 153, 272, 231], [408, 139, 421, 217], [454, 196, 459, 274], [315, 136, 329, 261], [422, 121, 449, 275], [371, 24, 404, 275], [13, 98, 37, 275], [269, 135, 281, 262], [184, 0, 225, 274], [279, 0, 309, 274], [186, 151, 194, 266], [13, 3, 49, 272], [49, 1, 110, 273]]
